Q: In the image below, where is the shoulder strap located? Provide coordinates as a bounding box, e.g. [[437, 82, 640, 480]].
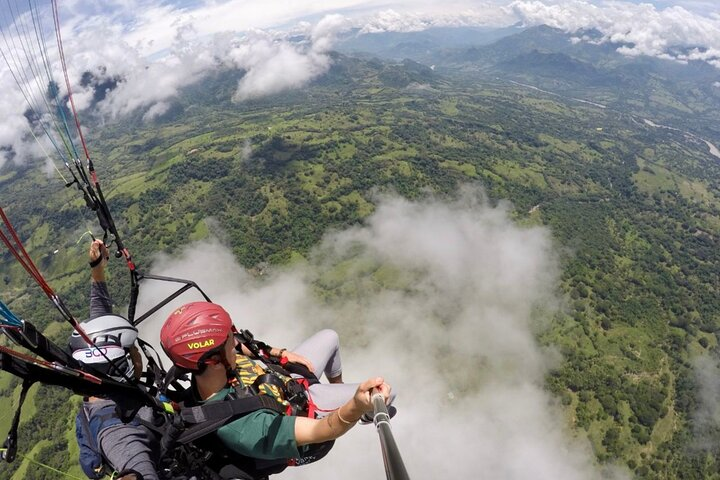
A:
[[178, 395, 285, 444], [136, 337, 166, 394], [160, 365, 191, 399], [1, 378, 34, 462]]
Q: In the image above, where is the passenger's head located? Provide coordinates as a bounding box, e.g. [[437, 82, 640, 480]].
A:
[[69, 314, 139, 382], [160, 301, 234, 373]]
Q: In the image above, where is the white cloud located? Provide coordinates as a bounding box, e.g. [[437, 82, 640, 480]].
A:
[[0, 2, 357, 165], [2, 0, 720, 168], [691, 354, 720, 450], [359, 6, 512, 34], [239, 138, 252, 163], [311, 14, 353, 53], [142, 101, 171, 121], [136, 187, 628, 480], [227, 29, 337, 102], [507, 1, 720, 66]]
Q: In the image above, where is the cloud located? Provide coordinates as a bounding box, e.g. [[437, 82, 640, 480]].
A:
[[507, 0, 720, 67], [0, 2, 355, 165], [3, 0, 720, 168], [57, 11, 223, 119], [136, 187, 627, 479], [691, 354, 720, 451], [227, 30, 336, 102], [359, 5, 512, 34], [239, 138, 252, 163], [649, 1, 720, 16]]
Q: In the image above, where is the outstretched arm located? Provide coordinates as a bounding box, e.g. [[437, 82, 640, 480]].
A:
[[294, 377, 391, 446]]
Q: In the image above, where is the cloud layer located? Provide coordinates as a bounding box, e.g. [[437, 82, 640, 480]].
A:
[[136, 188, 626, 479], [1, 0, 719, 170], [508, 1, 720, 66]]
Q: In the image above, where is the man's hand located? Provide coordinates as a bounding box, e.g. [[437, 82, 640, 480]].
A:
[[282, 350, 315, 373], [89, 239, 108, 267], [89, 239, 108, 282], [351, 377, 391, 416], [294, 376, 391, 446]]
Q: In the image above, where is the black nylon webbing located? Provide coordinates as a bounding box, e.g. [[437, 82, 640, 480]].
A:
[[176, 395, 285, 444], [4, 320, 79, 368], [181, 395, 283, 424], [2, 378, 34, 462]]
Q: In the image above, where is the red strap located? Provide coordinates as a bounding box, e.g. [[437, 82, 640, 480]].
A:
[[0, 208, 54, 297], [0, 208, 95, 346], [121, 248, 136, 271], [295, 378, 318, 418]]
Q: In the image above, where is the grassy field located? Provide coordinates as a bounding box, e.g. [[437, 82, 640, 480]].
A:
[[0, 52, 719, 479]]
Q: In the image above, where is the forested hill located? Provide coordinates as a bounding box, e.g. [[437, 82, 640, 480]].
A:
[[1, 24, 720, 479]]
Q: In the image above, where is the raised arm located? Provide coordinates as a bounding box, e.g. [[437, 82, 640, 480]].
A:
[[88, 240, 113, 318], [294, 377, 391, 446]]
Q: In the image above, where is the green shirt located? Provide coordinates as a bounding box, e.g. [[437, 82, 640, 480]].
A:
[[209, 387, 300, 460]]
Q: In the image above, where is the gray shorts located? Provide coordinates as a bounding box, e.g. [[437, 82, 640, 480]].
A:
[[292, 329, 395, 416]]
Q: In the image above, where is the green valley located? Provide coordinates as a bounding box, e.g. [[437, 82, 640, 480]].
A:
[[1, 25, 720, 479]]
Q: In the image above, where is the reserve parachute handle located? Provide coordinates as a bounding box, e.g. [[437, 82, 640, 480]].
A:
[[371, 390, 410, 480]]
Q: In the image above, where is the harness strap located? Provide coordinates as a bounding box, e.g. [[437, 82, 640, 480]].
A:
[[1, 378, 34, 462], [159, 365, 192, 404], [130, 273, 211, 327], [136, 337, 165, 394], [177, 396, 285, 445], [3, 319, 79, 368], [295, 378, 317, 419], [182, 395, 284, 424]]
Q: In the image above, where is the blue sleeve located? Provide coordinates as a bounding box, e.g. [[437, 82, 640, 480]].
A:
[[75, 409, 105, 479]]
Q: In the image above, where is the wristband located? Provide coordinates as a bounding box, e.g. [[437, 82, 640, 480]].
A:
[[89, 256, 103, 268], [336, 408, 356, 425], [278, 348, 287, 358]]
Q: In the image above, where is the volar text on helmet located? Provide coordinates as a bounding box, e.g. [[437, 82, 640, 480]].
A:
[[187, 339, 215, 349]]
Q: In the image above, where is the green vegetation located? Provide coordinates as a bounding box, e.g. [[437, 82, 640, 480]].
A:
[[1, 35, 720, 479]]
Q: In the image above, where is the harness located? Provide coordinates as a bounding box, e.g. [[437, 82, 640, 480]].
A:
[[156, 355, 333, 480]]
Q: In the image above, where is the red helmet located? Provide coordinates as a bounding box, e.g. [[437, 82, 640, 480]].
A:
[[160, 302, 233, 371]]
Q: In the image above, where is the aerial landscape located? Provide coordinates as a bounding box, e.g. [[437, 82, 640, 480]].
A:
[[1, 1, 720, 479]]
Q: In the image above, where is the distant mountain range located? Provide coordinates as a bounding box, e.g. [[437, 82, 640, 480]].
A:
[[337, 24, 720, 141], [73, 24, 720, 154], [335, 25, 525, 60]]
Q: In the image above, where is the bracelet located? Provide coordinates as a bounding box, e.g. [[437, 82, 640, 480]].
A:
[[336, 408, 357, 425], [277, 348, 287, 358], [89, 256, 103, 268]]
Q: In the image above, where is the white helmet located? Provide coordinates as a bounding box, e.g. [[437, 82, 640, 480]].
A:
[[69, 314, 139, 382]]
